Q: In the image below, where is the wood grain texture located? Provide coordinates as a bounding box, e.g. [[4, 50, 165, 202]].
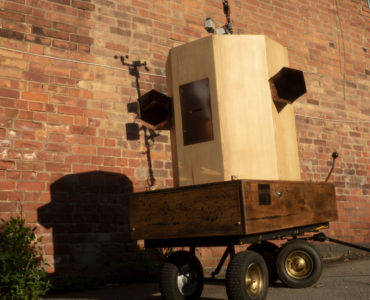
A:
[[166, 36, 225, 186], [242, 181, 337, 234], [166, 35, 302, 187], [129, 180, 337, 241], [265, 37, 301, 180], [129, 181, 243, 240]]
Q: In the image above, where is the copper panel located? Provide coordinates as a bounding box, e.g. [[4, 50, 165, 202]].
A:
[[179, 78, 214, 146]]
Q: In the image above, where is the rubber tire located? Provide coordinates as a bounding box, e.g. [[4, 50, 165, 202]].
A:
[[159, 251, 204, 300], [226, 250, 269, 300], [276, 239, 322, 288], [248, 241, 279, 284]]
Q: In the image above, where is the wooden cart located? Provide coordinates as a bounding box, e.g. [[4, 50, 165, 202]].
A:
[[129, 179, 337, 300]]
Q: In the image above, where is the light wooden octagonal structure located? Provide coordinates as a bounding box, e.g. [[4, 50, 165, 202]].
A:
[[166, 35, 302, 187]]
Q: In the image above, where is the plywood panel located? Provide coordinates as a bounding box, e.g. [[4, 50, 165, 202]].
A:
[[265, 37, 301, 180], [166, 36, 225, 186], [167, 35, 302, 186], [213, 35, 279, 180]]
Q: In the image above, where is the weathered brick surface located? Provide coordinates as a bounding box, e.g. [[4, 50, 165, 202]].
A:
[[0, 0, 369, 278]]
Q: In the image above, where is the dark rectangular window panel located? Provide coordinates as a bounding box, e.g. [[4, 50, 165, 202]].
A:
[[258, 184, 271, 205], [179, 78, 214, 146]]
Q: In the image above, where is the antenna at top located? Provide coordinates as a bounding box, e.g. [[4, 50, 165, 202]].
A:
[[204, 0, 233, 35]]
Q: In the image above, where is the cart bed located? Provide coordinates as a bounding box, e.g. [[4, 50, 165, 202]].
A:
[[129, 180, 337, 241]]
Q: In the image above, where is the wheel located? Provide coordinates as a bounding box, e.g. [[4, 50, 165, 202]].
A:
[[226, 250, 269, 300], [248, 241, 279, 284], [276, 239, 322, 288], [159, 250, 204, 300]]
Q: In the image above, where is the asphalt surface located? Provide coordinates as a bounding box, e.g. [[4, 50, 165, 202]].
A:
[[44, 257, 370, 300]]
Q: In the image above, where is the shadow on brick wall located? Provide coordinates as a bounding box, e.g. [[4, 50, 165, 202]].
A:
[[38, 171, 161, 287]]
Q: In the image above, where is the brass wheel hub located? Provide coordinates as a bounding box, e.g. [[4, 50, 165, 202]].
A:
[[245, 263, 263, 299], [285, 250, 313, 279]]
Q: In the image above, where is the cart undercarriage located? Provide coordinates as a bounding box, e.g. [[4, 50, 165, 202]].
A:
[[128, 179, 368, 299]]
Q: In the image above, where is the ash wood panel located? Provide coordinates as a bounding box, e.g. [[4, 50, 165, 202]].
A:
[[242, 181, 337, 234], [265, 38, 301, 180], [166, 35, 302, 187], [213, 35, 279, 181], [129, 181, 243, 240], [166, 36, 225, 186]]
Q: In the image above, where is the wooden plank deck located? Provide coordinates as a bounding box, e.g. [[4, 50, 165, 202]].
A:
[[129, 180, 337, 241]]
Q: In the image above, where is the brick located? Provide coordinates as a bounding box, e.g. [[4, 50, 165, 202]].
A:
[[72, 164, 96, 173], [23, 72, 50, 83], [133, 32, 152, 42], [0, 88, 19, 99], [22, 92, 49, 102], [72, 0, 95, 11], [110, 27, 131, 37], [0, 181, 16, 190], [0, 10, 25, 22], [4, 1, 32, 14], [70, 70, 94, 80], [72, 146, 96, 155], [14, 140, 42, 150], [106, 42, 129, 53], [45, 65, 70, 77], [103, 157, 115, 166], [26, 34, 51, 46], [26, 15, 52, 27], [17, 181, 45, 191], [77, 44, 89, 53], [128, 158, 140, 167], [69, 51, 94, 63], [70, 34, 93, 45], [70, 125, 96, 136], [104, 139, 116, 147], [45, 162, 71, 172], [0, 28, 24, 40], [0, 202, 18, 212], [14, 120, 42, 129], [49, 0, 71, 5], [0, 160, 15, 169], [65, 154, 90, 163], [45, 143, 70, 152], [97, 147, 121, 157], [52, 39, 77, 50], [58, 105, 84, 115], [31, 26, 69, 40]]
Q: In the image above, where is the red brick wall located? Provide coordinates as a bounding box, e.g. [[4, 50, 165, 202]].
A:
[[0, 0, 369, 276]]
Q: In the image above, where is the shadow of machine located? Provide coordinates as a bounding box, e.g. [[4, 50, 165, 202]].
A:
[[38, 171, 134, 282]]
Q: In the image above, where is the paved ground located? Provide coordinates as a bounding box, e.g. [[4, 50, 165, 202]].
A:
[[44, 257, 370, 300]]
